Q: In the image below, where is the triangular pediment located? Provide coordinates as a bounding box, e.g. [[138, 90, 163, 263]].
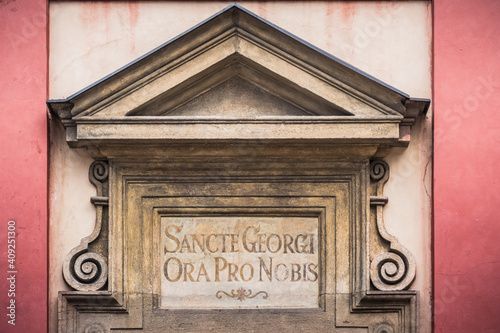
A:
[[47, 4, 429, 147], [158, 76, 315, 117], [126, 57, 352, 117]]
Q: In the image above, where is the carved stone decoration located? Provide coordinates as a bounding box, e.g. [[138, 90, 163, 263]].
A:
[[62, 160, 109, 291], [46, 4, 429, 149], [369, 160, 416, 291], [373, 323, 395, 333], [48, 4, 429, 332], [216, 288, 269, 302], [84, 323, 108, 333]]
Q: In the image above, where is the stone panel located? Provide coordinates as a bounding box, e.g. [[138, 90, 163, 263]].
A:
[[160, 216, 319, 309]]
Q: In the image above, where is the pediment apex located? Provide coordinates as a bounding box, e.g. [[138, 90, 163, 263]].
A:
[[47, 4, 429, 147]]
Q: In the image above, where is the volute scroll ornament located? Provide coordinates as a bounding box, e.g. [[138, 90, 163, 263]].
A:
[[372, 323, 395, 333], [369, 160, 416, 291], [62, 160, 109, 291], [84, 322, 108, 333]]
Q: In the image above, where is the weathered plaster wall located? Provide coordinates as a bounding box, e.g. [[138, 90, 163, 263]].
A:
[[48, 2, 431, 332], [0, 0, 47, 331], [434, 0, 500, 332]]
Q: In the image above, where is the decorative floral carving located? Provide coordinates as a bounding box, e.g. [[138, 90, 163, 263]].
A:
[[216, 287, 268, 301]]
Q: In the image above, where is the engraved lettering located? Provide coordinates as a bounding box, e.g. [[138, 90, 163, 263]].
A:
[[220, 234, 230, 253], [257, 233, 266, 253], [275, 263, 289, 281], [240, 263, 254, 282], [308, 263, 318, 282], [228, 263, 239, 282], [259, 256, 273, 282], [206, 234, 219, 253], [180, 236, 193, 253], [291, 263, 301, 281], [294, 234, 307, 253], [214, 256, 227, 282], [160, 217, 319, 309], [284, 234, 295, 253], [164, 225, 182, 253], [164, 257, 182, 282], [196, 263, 210, 282], [230, 234, 239, 252], [242, 225, 258, 253], [192, 234, 205, 253], [266, 233, 282, 253], [183, 262, 195, 281], [309, 233, 314, 255]]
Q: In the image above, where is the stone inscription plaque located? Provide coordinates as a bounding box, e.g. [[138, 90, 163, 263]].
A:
[[160, 216, 319, 309]]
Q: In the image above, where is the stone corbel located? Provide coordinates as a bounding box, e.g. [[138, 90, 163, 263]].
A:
[[62, 160, 109, 291], [369, 160, 416, 291]]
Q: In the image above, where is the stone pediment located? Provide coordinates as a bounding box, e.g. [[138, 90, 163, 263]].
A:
[[50, 5, 429, 332], [47, 4, 428, 148]]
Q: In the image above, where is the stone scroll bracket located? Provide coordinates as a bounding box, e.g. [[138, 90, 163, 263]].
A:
[[369, 160, 416, 291], [62, 160, 109, 291]]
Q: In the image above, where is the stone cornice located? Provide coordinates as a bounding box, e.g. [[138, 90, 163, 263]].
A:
[[47, 4, 428, 151]]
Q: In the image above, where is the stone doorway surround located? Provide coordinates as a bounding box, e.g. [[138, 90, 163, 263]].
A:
[[48, 4, 429, 333]]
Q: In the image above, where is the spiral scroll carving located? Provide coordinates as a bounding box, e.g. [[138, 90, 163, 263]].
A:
[[63, 160, 109, 291], [90, 160, 109, 186], [373, 323, 395, 333], [84, 323, 107, 333], [370, 160, 389, 182], [370, 250, 414, 291], [369, 159, 416, 291], [73, 252, 108, 285]]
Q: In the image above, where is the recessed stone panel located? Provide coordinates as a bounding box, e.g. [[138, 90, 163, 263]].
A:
[[160, 216, 319, 309]]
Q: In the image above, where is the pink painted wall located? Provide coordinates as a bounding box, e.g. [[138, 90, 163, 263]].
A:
[[0, 0, 48, 332], [434, 0, 500, 332]]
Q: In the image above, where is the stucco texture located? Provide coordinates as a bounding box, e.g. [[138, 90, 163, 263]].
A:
[[0, 0, 47, 331], [434, 0, 500, 332]]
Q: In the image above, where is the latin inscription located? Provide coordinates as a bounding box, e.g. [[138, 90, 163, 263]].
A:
[[160, 216, 319, 309]]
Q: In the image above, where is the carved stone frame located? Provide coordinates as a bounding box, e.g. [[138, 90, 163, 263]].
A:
[[50, 4, 428, 333], [58, 147, 418, 332]]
